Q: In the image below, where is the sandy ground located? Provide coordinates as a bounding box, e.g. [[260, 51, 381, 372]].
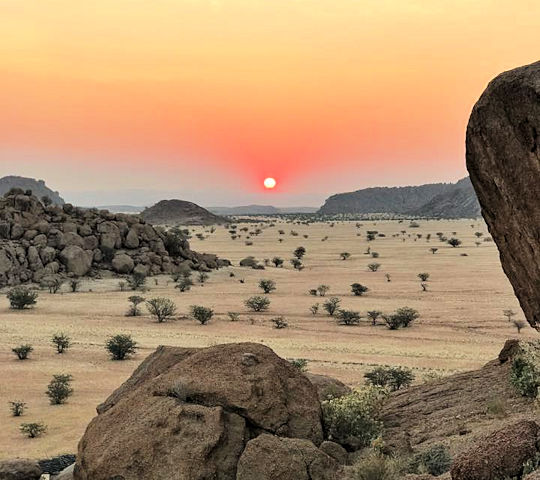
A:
[[0, 218, 530, 460]]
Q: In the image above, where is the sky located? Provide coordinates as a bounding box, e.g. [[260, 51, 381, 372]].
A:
[[0, 1, 539, 207]]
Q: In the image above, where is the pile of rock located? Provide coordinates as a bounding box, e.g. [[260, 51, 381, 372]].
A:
[[73, 342, 350, 480], [0, 190, 228, 287]]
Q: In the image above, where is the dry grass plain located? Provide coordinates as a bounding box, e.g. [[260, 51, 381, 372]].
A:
[[0, 218, 532, 460]]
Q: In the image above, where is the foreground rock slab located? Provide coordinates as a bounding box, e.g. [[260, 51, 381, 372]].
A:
[[0, 459, 42, 480], [74, 343, 326, 480], [466, 60, 540, 330]]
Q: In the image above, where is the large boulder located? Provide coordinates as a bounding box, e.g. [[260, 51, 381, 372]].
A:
[[0, 459, 42, 480], [450, 420, 540, 480], [236, 434, 340, 480], [58, 246, 92, 276], [111, 253, 134, 274], [306, 373, 351, 402], [74, 343, 324, 480], [466, 61, 540, 330]]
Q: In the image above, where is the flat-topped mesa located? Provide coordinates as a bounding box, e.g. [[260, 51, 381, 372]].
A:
[[466, 61, 540, 330], [0, 191, 229, 287]]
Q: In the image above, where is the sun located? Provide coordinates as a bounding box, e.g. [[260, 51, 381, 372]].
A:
[[263, 177, 277, 189]]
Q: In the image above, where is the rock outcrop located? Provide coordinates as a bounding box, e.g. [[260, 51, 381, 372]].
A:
[[451, 420, 540, 480], [0, 459, 42, 480], [141, 199, 226, 226], [0, 191, 228, 287], [466, 61, 540, 330], [0, 175, 64, 205], [74, 343, 338, 480]]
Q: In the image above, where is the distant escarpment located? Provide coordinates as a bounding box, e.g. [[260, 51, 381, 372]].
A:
[[0, 175, 64, 205], [318, 177, 480, 218], [141, 199, 226, 226], [0, 191, 229, 287]]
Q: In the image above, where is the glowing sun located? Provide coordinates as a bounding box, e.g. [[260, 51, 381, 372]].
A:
[[263, 177, 277, 189]]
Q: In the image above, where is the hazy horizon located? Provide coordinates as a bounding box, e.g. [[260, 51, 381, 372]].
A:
[[1, 1, 539, 207]]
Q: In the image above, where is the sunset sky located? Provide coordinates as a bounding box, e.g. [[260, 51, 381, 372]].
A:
[[1, 1, 538, 207]]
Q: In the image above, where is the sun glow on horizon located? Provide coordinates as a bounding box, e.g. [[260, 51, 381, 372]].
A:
[[263, 177, 277, 189]]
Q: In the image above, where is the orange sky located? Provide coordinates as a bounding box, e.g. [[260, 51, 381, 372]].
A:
[[0, 0, 539, 206]]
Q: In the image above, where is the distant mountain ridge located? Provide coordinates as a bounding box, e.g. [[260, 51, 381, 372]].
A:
[[141, 199, 227, 225], [319, 177, 480, 218], [0, 175, 64, 205], [208, 205, 318, 215]]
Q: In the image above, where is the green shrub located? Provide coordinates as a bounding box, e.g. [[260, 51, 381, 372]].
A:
[[259, 279, 276, 294], [7, 287, 38, 309], [106, 334, 138, 360], [244, 296, 270, 312], [146, 297, 177, 322], [349, 452, 404, 480], [411, 444, 452, 476], [46, 374, 74, 405], [322, 386, 386, 450], [511, 341, 540, 397], [364, 366, 414, 391], [20, 422, 47, 438], [271, 316, 288, 329], [289, 358, 308, 371], [323, 297, 341, 316], [12, 344, 33, 360], [51, 333, 71, 354], [190, 305, 214, 325], [351, 283, 369, 296], [9, 401, 26, 416]]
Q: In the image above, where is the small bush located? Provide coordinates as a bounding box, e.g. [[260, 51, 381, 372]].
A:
[[176, 277, 194, 292], [351, 283, 369, 296], [106, 334, 138, 360], [384, 307, 419, 329], [411, 444, 452, 476], [258, 279, 276, 294], [322, 386, 386, 450], [364, 366, 414, 391], [197, 272, 209, 284], [51, 333, 71, 354], [511, 341, 540, 397], [310, 303, 320, 315], [126, 295, 145, 316], [9, 401, 26, 416], [127, 272, 147, 291], [340, 252, 351, 260], [227, 312, 240, 322], [244, 296, 270, 312], [190, 305, 214, 325], [69, 279, 81, 293], [12, 344, 33, 360], [20, 422, 47, 438], [368, 263, 381, 272], [271, 316, 288, 329], [323, 297, 341, 316], [349, 452, 404, 480], [289, 358, 308, 371], [337, 309, 361, 326], [317, 285, 330, 296], [7, 287, 38, 309], [290, 258, 303, 270], [46, 374, 74, 405], [447, 237, 462, 247], [272, 257, 284, 267], [146, 297, 177, 322], [45, 277, 64, 294]]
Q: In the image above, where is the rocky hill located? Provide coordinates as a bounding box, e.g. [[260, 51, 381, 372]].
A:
[[141, 199, 226, 225], [0, 191, 228, 287], [0, 175, 64, 205], [318, 177, 480, 218]]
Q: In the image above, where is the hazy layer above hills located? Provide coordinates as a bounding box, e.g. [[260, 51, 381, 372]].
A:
[[208, 205, 318, 215], [319, 177, 480, 218], [0, 176, 64, 205]]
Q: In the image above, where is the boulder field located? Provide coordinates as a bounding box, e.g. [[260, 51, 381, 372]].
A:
[[0, 190, 229, 287]]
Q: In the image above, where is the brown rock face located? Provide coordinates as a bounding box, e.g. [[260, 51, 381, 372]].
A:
[[0, 459, 42, 480], [450, 420, 540, 480], [466, 61, 540, 330], [74, 343, 325, 480], [236, 434, 340, 480]]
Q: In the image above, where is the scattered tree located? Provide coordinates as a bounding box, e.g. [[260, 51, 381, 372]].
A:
[[272, 257, 284, 268], [340, 252, 351, 260], [337, 309, 361, 326], [310, 303, 320, 315], [197, 272, 209, 284], [293, 246, 306, 259], [367, 310, 382, 326], [7, 287, 38, 309], [447, 237, 462, 248], [271, 316, 288, 329], [245, 296, 271, 312], [12, 344, 33, 360], [323, 297, 341, 316], [513, 319, 526, 333], [9, 401, 26, 417], [417, 273, 430, 282], [351, 283, 369, 296], [317, 285, 330, 297], [503, 309, 517, 322], [290, 258, 303, 270], [176, 277, 193, 292], [20, 422, 47, 438], [69, 279, 81, 293], [364, 366, 414, 391], [367, 263, 381, 272], [146, 298, 177, 323], [51, 333, 71, 354], [46, 374, 73, 405], [127, 272, 147, 291], [190, 305, 214, 325], [258, 279, 276, 294], [105, 334, 138, 360]]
